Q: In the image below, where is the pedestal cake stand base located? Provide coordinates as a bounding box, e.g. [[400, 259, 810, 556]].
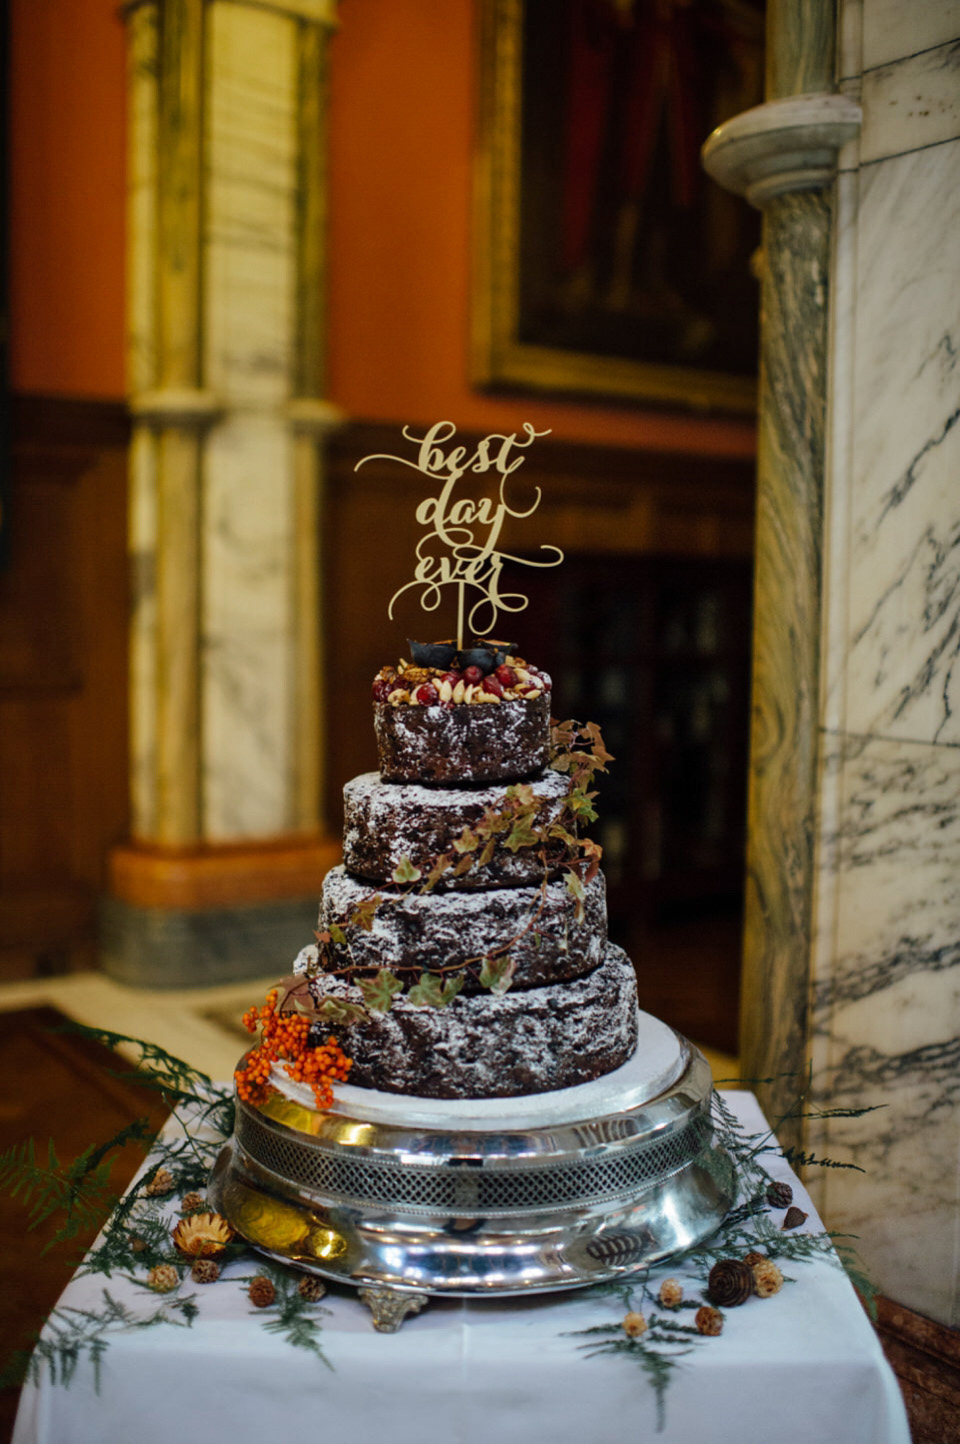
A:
[[209, 1011, 735, 1327]]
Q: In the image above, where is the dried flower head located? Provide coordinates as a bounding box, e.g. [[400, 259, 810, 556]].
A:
[[297, 1275, 327, 1302], [191, 1258, 221, 1284], [172, 1211, 235, 1258], [695, 1305, 724, 1336], [658, 1278, 683, 1309], [752, 1258, 784, 1298], [622, 1311, 647, 1338], [144, 1166, 175, 1197], [249, 1275, 276, 1308], [147, 1264, 180, 1293], [742, 1251, 766, 1267]]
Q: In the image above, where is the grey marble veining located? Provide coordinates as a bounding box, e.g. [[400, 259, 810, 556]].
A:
[[845, 141, 960, 746], [860, 38, 960, 163]]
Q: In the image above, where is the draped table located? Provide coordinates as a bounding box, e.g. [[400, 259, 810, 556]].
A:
[[12, 1090, 909, 1444]]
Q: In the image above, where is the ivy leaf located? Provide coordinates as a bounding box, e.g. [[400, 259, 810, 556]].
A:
[[475, 808, 510, 839], [453, 826, 479, 855], [505, 783, 536, 808], [391, 856, 422, 885], [328, 923, 348, 945], [565, 869, 586, 923], [478, 955, 517, 996], [452, 854, 475, 877], [273, 975, 316, 1016], [357, 969, 403, 1013], [478, 838, 496, 868], [581, 838, 603, 884], [423, 853, 454, 891], [313, 998, 367, 1026], [406, 974, 465, 1009], [504, 818, 539, 853], [350, 896, 382, 932], [584, 721, 614, 766]]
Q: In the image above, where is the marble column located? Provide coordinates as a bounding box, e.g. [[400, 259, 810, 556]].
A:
[[703, 4, 860, 1142], [106, 0, 342, 987], [707, 0, 960, 1326]]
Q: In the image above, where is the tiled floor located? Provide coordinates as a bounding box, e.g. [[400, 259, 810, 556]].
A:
[[0, 971, 739, 1086]]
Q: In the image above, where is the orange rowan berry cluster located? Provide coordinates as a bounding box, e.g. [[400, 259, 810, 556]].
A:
[[234, 989, 352, 1109]]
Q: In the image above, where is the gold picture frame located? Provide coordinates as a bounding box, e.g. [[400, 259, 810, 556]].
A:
[[472, 0, 761, 414]]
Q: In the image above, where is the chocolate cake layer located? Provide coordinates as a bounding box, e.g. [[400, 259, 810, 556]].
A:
[[318, 864, 607, 992], [342, 769, 573, 889], [299, 942, 639, 1099], [373, 693, 550, 783]]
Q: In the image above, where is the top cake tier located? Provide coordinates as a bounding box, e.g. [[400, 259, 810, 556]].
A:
[[372, 649, 552, 783]]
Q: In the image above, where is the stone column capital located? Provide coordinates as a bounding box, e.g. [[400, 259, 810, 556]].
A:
[[702, 93, 861, 208]]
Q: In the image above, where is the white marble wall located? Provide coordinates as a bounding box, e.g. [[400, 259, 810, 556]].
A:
[[808, 0, 960, 1327], [203, 1, 299, 839]]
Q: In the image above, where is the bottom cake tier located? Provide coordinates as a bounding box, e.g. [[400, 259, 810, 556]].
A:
[[301, 942, 639, 1099]]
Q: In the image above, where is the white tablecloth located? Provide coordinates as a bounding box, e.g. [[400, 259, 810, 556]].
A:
[[12, 1092, 909, 1444]]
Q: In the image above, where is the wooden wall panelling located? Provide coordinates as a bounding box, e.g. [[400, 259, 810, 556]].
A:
[[0, 396, 130, 978]]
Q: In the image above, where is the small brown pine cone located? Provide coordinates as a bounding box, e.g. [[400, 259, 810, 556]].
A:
[[766, 1180, 793, 1209], [297, 1276, 327, 1302], [752, 1259, 784, 1298], [742, 1251, 766, 1267], [707, 1258, 754, 1307], [248, 1275, 276, 1308], [144, 1166, 175, 1197], [622, 1311, 647, 1338], [695, 1305, 723, 1336], [129, 1234, 149, 1254], [147, 1264, 179, 1293], [782, 1206, 809, 1230], [658, 1278, 683, 1309], [191, 1258, 221, 1284], [180, 1192, 207, 1214]]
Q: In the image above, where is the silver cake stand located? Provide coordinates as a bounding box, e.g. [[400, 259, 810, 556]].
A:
[[209, 1011, 736, 1330]]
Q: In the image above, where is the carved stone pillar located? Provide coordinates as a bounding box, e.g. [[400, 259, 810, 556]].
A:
[[702, 3, 860, 1140], [106, 0, 342, 986]]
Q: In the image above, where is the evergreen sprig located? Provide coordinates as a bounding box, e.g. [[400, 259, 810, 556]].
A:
[[239, 1264, 333, 1370]]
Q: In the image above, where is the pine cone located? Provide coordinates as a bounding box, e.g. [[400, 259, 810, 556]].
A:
[[707, 1258, 754, 1307], [129, 1234, 149, 1254], [742, 1251, 766, 1267], [782, 1206, 808, 1230], [658, 1278, 683, 1309], [144, 1166, 175, 1197], [622, 1311, 647, 1338], [695, 1305, 723, 1336], [298, 1276, 327, 1302], [180, 1192, 207, 1214], [249, 1275, 276, 1308], [191, 1258, 221, 1284], [752, 1258, 784, 1298], [766, 1180, 793, 1209], [147, 1264, 180, 1293]]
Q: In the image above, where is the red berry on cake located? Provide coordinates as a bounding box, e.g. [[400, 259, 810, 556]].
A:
[[416, 682, 439, 706], [482, 674, 503, 697], [495, 664, 517, 687], [372, 677, 393, 702], [463, 664, 484, 685]]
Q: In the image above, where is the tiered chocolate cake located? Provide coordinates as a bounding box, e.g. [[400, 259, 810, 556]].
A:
[[292, 641, 639, 1100]]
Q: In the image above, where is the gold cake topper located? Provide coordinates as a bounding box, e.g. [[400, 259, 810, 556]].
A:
[[355, 421, 564, 647]]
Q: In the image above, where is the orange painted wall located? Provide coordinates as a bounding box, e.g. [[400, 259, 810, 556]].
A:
[[327, 0, 755, 456], [9, 0, 127, 399], [7, 0, 754, 458]]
